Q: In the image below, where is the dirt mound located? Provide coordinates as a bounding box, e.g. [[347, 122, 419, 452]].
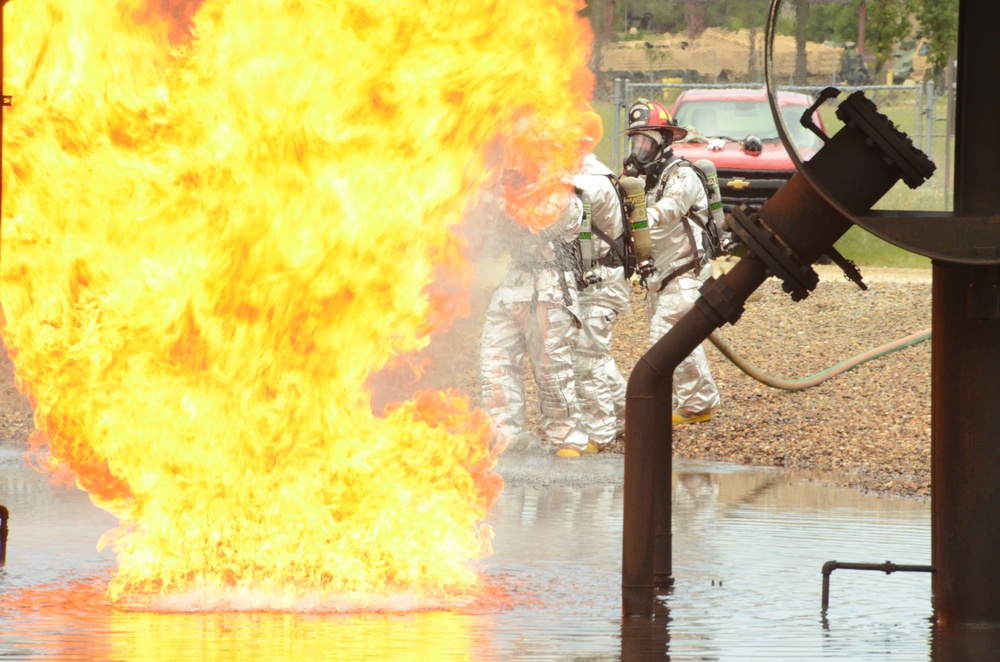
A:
[[600, 27, 843, 82]]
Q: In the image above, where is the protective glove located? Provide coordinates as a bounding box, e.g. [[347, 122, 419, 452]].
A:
[[718, 231, 738, 256]]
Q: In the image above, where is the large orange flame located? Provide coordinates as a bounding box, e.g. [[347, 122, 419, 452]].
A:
[[0, 0, 598, 609]]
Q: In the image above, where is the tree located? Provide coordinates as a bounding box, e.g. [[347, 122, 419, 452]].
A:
[[720, 0, 769, 81], [580, 0, 617, 75], [686, 0, 710, 40], [914, 0, 958, 72], [804, 1, 860, 45], [793, 0, 810, 84], [855, 0, 915, 71]]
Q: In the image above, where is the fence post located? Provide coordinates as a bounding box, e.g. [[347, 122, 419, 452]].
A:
[[913, 83, 923, 153], [621, 79, 633, 169], [944, 57, 956, 207], [613, 78, 622, 170], [924, 78, 935, 161]]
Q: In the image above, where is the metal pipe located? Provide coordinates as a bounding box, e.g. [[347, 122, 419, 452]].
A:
[[0, 3, 8, 570], [612, 78, 622, 170], [622, 90, 934, 617], [821, 560, 935, 611], [0, 505, 8, 565], [932, 0, 1000, 628]]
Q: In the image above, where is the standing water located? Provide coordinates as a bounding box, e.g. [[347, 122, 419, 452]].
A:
[[1, 447, 984, 661]]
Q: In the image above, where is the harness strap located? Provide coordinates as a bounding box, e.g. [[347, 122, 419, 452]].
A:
[[652, 157, 708, 292], [558, 268, 574, 308], [655, 260, 699, 292], [656, 157, 714, 237], [591, 225, 628, 267]]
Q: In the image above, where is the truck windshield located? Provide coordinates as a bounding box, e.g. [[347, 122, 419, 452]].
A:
[[673, 99, 823, 150]]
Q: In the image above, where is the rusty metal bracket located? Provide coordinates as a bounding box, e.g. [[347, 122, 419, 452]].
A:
[[821, 560, 935, 611], [854, 211, 1000, 265], [800, 86, 840, 145], [825, 247, 867, 291]]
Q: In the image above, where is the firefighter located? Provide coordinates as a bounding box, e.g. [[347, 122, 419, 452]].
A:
[[571, 153, 631, 449], [478, 177, 592, 457], [623, 98, 721, 424]]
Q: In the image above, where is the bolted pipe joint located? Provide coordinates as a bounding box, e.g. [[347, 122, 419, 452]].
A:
[[622, 90, 935, 618], [725, 90, 936, 303]]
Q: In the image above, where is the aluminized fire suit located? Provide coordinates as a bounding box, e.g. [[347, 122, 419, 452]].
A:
[[479, 193, 590, 454], [643, 154, 721, 416], [571, 154, 631, 448]]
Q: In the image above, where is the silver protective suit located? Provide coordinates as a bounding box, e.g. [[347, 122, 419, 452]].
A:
[[572, 154, 631, 447], [643, 158, 721, 416], [479, 193, 590, 453]]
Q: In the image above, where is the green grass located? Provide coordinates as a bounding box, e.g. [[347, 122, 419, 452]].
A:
[[590, 98, 619, 170], [820, 99, 942, 269], [834, 226, 932, 269]]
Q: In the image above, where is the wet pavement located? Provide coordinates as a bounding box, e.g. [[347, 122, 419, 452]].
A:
[[0, 446, 992, 660]]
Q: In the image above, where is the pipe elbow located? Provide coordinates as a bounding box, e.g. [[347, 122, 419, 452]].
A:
[[628, 303, 719, 402], [626, 354, 672, 400]]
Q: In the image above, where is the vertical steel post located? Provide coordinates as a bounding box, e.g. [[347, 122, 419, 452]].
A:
[[612, 77, 621, 170], [0, 506, 7, 565], [931, 0, 1000, 627], [2, 0, 6, 194], [2, 2, 11, 568]]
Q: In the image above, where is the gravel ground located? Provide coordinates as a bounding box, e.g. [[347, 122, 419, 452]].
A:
[[0, 260, 934, 499], [506, 259, 933, 500]]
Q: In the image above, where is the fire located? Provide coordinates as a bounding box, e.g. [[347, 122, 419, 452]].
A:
[[0, 0, 598, 609]]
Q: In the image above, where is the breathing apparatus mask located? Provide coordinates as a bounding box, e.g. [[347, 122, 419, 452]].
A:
[[623, 130, 673, 178]]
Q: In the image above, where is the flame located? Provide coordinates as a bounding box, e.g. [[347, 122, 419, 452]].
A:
[[0, 578, 502, 659], [1, 0, 599, 609]]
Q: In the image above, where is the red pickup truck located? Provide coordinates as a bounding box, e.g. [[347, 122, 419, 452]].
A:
[[668, 88, 826, 213]]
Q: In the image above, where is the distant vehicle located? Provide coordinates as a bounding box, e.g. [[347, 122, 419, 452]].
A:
[[892, 39, 932, 85], [668, 88, 826, 213], [838, 43, 871, 86]]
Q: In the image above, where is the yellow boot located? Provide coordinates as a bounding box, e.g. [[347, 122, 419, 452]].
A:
[[672, 409, 715, 425]]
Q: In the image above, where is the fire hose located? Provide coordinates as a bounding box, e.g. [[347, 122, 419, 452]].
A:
[[708, 327, 931, 391]]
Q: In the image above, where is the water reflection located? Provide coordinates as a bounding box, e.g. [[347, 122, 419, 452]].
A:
[[3, 586, 492, 661], [6, 453, 1000, 659]]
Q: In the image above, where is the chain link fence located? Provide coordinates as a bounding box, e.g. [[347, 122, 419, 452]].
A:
[[606, 79, 954, 203]]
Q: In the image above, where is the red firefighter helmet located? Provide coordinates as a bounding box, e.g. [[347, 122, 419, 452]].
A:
[[625, 99, 688, 141]]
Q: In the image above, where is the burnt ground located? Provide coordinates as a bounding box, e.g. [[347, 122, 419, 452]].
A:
[[0, 262, 934, 499]]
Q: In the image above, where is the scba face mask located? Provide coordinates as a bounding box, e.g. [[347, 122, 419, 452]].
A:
[[623, 131, 665, 177], [629, 133, 659, 163]]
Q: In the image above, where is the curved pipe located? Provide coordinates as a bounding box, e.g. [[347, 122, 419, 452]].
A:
[[821, 560, 935, 611], [622, 89, 933, 617], [623, 257, 770, 616], [621, 304, 711, 613]]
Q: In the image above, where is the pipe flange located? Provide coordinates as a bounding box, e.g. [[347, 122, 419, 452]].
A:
[[726, 204, 818, 301], [835, 91, 935, 190]]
